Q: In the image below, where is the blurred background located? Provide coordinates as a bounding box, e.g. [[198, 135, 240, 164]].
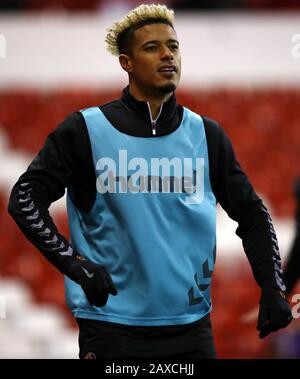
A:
[[0, 0, 300, 359]]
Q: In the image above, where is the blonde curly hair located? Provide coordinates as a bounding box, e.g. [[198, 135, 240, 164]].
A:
[[105, 4, 175, 56]]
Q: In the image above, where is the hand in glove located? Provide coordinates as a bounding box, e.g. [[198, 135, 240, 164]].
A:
[[70, 256, 118, 307], [257, 287, 293, 339]]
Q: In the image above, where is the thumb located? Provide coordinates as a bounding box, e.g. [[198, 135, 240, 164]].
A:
[[259, 327, 272, 339], [109, 285, 118, 296], [105, 273, 118, 296]]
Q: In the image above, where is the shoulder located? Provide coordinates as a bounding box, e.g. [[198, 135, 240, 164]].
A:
[[182, 108, 220, 131], [53, 111, 86, 135], [182, 111, 235, 162], [48, 111, 90, 153], [99, 99, 125, 120], [100, 99, 123, 111], [78, 100, 124, 122], [201, 115, 220, 130], [182, 108, 223, 143], [200, 116, 232, 149]]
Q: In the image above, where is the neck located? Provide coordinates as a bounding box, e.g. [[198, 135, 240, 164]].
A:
[[129, 84, 173, 119]]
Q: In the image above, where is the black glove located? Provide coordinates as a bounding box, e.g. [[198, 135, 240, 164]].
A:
[[257, 287, 293, 339], [70, 257, 118, 307]]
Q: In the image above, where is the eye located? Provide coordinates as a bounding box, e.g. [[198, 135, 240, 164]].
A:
[[145, 45, 157, 51], [169, 44, 179, 51]]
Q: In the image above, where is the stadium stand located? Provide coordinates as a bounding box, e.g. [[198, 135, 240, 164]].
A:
[[0, 278, 77, 358]]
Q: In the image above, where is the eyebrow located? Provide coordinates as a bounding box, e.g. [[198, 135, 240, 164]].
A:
[[141, 39, 179, 47]]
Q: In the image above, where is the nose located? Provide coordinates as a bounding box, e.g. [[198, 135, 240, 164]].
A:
[[160, 45, 173, 60]]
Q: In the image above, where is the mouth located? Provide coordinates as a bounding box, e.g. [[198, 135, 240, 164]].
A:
[[158, 64, 177, 76]]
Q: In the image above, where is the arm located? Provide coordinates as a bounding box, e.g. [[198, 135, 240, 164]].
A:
[[203, 116, 292, 337], [284, 178, 300, 294], [284, 220, 300, 294], [8, 112, 117, 306]]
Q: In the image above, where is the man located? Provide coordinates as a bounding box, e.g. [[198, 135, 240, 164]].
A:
[[8, 4, 292, 359]]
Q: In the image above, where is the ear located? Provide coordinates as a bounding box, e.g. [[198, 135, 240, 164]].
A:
[[119, 54, 132, 73]]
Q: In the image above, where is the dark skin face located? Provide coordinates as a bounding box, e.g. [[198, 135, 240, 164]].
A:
[[119, 23, 181, 118]]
